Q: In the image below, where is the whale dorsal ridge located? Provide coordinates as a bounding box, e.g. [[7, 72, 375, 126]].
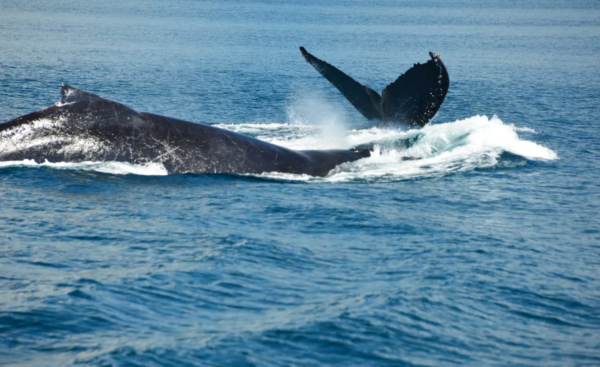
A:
[[60, 84, 104, 104]]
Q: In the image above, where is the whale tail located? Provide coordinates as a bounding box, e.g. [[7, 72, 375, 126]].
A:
[[299, 47, 449, 128]]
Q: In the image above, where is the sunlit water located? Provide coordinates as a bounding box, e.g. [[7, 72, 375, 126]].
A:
[[0, 1, 599, 366]]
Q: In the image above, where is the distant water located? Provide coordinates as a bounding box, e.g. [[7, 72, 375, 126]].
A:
[[1, 1, 599, 366]]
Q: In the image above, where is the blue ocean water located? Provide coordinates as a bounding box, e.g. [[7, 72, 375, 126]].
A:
[[1, 0, 599, 366]]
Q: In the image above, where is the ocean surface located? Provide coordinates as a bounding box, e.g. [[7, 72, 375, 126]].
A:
[[1, 0, 599, 366]]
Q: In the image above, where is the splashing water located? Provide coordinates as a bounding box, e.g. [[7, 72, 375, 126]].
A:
[[284, 92, 350, 149], [219, 115, 558, 182]]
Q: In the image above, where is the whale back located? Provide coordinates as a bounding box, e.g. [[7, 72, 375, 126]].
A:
[[0, 85, 369, 176]]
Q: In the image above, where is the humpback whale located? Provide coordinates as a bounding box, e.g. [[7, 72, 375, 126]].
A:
[[0, 85, 370, 176], [299, 47, 449, 128]]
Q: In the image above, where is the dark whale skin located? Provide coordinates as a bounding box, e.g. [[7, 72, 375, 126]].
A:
[[0, 85, 369, 176], [300, 47, 449, 128]]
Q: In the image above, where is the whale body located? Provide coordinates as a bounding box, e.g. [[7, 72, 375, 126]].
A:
[[0, 85, 370, 176], [300, 47, 449, 128]]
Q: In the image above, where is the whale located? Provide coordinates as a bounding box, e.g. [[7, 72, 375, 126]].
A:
[[299, 47, 449, 128], [0, 85, 371, 176]]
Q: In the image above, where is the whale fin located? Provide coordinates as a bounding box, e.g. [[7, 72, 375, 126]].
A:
[[381, 52, 449, 127], [60, 84, 104, 104], [299, 47, 383, 121]]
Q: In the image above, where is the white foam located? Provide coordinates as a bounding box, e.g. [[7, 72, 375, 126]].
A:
[[0, 160, 168, 176], [214, 123, 307, 134]]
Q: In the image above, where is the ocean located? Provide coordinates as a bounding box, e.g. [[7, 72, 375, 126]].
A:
[[0, 0, 599, 366]]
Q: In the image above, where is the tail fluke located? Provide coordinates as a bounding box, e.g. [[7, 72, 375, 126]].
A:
[[381, 52, 449, 127], [299, 48, 449, 128], [299, 47, 383, 121]]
